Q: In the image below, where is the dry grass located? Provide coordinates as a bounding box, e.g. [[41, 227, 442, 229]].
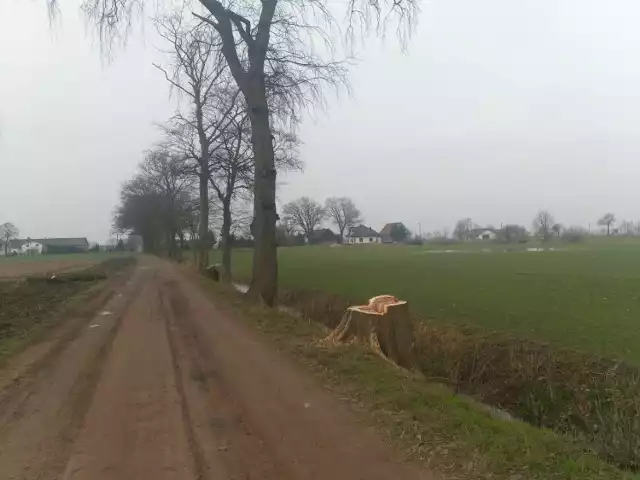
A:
[[415, 324, 640, 469]]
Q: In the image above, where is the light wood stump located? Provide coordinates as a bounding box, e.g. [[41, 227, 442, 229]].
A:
[[326, 295, 416, 370]]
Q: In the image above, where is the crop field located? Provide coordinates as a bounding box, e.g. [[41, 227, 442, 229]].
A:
[[222, 241, 640, 364], [0, 253, 115, 280]]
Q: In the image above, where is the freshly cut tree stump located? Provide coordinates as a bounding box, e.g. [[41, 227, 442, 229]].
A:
[[327, 295, 416, 370]]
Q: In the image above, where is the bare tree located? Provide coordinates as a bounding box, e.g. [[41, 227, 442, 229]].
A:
[[0, 223, 19, 256], [551, 223, 563, 238], [208, 106, 253, 280], [155, 14, 239, 270], [598, 213, 616, 236], [533, 210, 555, 241], [325, 197, 361, 243], [453, 218, 473, 241], [207, 96, 301, 280], [282, 197, 325, 239]]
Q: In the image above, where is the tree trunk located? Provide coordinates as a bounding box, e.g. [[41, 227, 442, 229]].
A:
[[327, 296, 416, 370], [197, 171, 209, 271], [247, 84, 278, 306], [222, 198, 232, 282]]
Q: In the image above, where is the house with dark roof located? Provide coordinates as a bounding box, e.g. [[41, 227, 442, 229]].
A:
[[307, 228, 339, 245], [35, 238, 90, 253], [468, 228, 498, 241], [380, 222, 409, 243], [347, 225, 381, 245]]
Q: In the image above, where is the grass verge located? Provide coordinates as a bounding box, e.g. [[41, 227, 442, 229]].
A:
[[198, 278, 634, 480]]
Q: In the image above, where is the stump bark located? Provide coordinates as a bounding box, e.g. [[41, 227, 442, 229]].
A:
[[205, 264, 220, 282], [327, 295, 416, 370]]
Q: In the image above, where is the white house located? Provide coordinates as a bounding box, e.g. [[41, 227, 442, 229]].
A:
[[0, 239, 29, 256], [21, 240, 43, 255], [0, 239, 44, 256], [469, 228, 498, 241], [347, 225, 381, 244]]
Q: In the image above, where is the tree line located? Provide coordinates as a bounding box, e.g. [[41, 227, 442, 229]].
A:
[[450, 210, 631, 244], [45, 0, 420, 305], [280, 197, 361, 243], [114, 19, 302, 281]]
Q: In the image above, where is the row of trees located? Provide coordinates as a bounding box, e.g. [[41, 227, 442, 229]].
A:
[[41, 0, 416, 305], [452, 211, 626, 243], [281, 197, 362, 243], [115, 14, 302, 281]]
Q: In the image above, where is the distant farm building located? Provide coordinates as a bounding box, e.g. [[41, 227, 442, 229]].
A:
[[307, 228, 339, 245], [347, 225, 381, 244], [1, 237, 90, 255]]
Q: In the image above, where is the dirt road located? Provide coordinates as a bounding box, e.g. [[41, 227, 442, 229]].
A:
[[0, 258, 432, 479]]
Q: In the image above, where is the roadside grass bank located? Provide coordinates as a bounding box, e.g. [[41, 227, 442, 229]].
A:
[[276, 286, 640, 471], [198, 277, 633, 479], [0, 256, 136, 362]]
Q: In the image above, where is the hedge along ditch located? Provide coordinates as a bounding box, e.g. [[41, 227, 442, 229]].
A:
[[279, 287, 640, 471]]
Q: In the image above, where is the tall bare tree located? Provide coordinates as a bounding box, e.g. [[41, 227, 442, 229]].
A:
[[533, 210, 555, 241], [155, 14, 239, 270], [208, 106, 253, 280], [598, 213, 616, 236], [282, 197, 325, 239], [207, 93, 301, 280], [325, 197, 361, 243], [0, 223, 19, 256]]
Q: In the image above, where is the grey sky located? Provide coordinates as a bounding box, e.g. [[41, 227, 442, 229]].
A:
[[1, 0, 640, 241]]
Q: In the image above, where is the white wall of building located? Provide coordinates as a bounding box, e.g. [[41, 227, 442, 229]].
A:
[[348, 236, 382, 244], [475, 230, 497, 240]]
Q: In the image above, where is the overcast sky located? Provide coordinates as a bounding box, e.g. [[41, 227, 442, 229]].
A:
[[2, 0, 640, 241]]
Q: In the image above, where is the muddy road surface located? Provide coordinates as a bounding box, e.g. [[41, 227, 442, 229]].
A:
[[0, 258, 432, 480]]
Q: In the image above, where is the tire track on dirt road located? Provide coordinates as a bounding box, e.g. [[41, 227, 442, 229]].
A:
[[61, 271, 196, 480], [160, 275, 286, 479]]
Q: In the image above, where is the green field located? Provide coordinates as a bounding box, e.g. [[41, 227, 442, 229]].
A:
[[221, 242, 640, 363]]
